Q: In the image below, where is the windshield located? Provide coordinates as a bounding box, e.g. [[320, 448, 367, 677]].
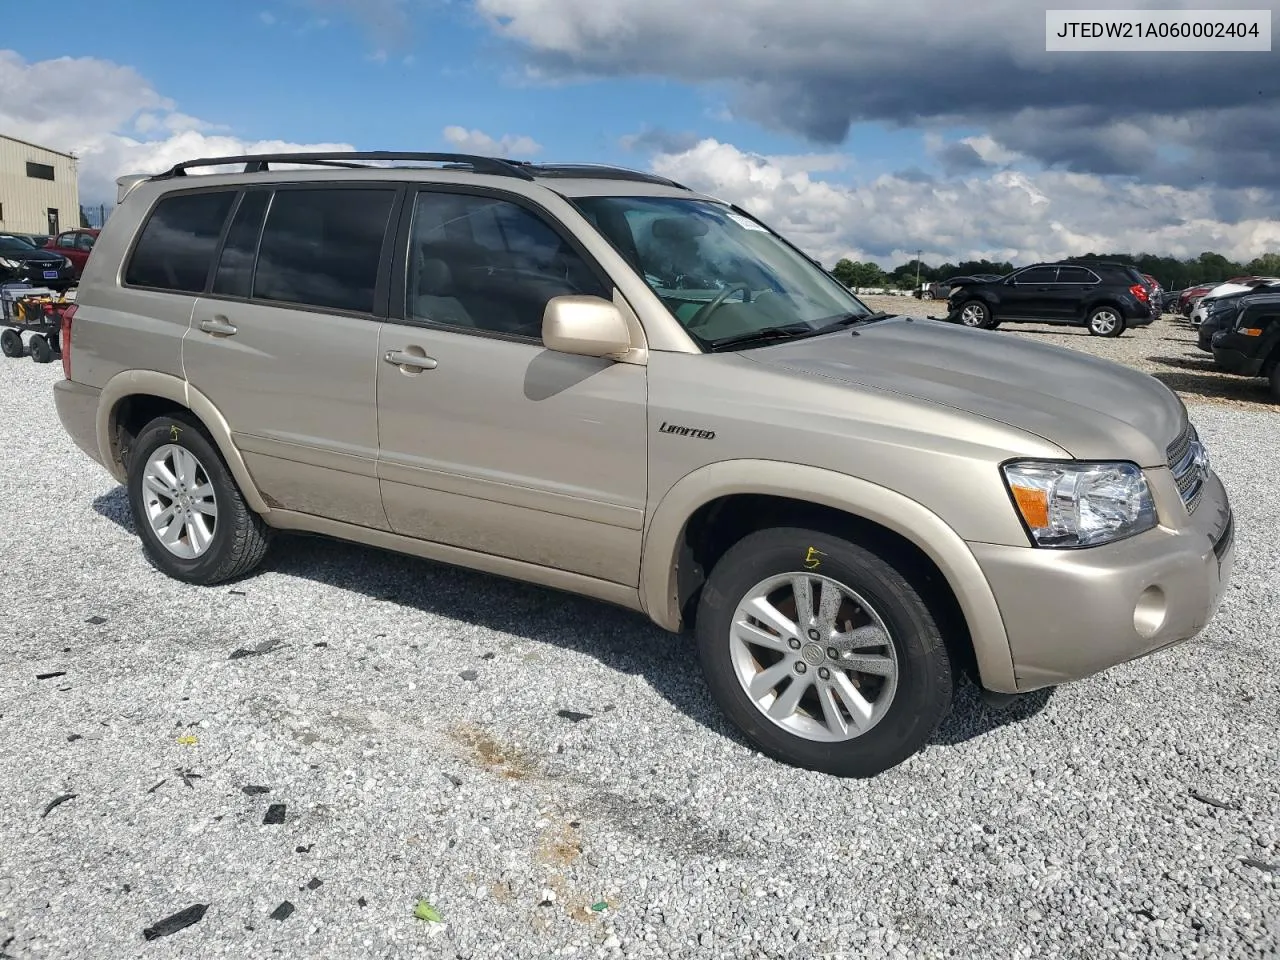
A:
[[572, 196, 874, 347], [0, 236, 36, 253]]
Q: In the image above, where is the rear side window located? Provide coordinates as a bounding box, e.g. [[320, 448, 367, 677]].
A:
[[1056, 266, 1099, 283], [124, 191, 236, 292], [253, 188, 396, 314], [212, 190, 270, 298]]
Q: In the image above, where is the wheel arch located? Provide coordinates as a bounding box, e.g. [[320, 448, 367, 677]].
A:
[[96, 370, 271, 515], [639, 460, 1018, 693]]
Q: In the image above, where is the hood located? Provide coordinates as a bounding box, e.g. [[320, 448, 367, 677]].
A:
[[4, 247, 63, 263], [741, 317, 1185, 466]]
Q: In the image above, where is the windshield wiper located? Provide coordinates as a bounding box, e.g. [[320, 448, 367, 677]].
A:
[[854, 311, 893, 324], [706, 324, 813, 352]]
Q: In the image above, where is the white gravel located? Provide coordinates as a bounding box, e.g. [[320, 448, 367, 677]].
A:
[[1, 354, 1278, 960]]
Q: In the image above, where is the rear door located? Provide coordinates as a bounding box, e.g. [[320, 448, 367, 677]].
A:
[[1050, 265, 1101, 321], [184, 183, 404, 530]]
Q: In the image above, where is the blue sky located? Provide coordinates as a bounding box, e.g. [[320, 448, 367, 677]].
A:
[[2, 0, 1278, 267], [4, 1, 934, 180]]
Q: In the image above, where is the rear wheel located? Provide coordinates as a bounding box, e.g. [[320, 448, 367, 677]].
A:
[[695, 528, 954, 778], [0, 329, 22, 358], [127, 413, 271, 584], [29, 334, 53, 363], [1268, 361, 1280, 403], [1087, 307, 1124, 337]]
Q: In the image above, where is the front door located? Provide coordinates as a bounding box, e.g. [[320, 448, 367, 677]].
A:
[[183, 183, 403, 530], [1000, 265, 1060, 320], [375, 188, 648, 584], [46, 208, 59, 235]]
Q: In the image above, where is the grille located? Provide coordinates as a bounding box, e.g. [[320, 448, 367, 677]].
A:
[[1167, 421, 1205, 514]]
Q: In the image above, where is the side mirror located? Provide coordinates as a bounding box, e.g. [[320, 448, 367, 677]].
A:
[[542, 295, 632, 358]]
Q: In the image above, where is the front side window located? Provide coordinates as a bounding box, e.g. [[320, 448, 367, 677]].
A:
[[572, 196, 873, 349], [253, 188, 396, 314], [1013, 267, 1059, 284], [406, 191, 607, 337], [124, 191, 236, 292], [56, 234, 76, 249]]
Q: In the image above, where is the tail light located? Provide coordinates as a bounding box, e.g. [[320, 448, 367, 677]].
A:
[[60, 303, 76, 379], [1130, 284, 1149, 302]]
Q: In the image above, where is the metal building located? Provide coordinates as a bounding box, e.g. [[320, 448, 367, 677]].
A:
[[0, 134, 80, 237]]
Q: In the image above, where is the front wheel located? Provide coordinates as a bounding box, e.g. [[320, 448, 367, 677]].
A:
[[127, 413, 272, 584], [957, 300, 993, 329], [695, 528, 954, 778], [1087, 307, 1124, 337]]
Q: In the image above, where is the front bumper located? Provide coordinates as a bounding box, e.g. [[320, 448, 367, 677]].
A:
[[1212, 339, 1264, 376], [968, 470, 1234, 692]]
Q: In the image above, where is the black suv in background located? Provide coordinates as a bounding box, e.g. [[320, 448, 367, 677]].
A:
[[1196, 282, 1280, 352], [1210, 291, 1280, 399], [946, 261, 1158, 337]]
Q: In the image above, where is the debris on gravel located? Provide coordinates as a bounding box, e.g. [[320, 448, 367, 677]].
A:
[[141, 904, 209, 941], [1, 343, 1277, 959]]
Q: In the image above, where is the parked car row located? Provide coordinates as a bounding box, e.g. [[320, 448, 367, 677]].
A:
[[914, 274, 1004, 300], [0, 229, 98, 288]]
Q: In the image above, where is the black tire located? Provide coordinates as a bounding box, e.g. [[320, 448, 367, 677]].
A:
[[127, 413, 271, 585], [1086, 306, 1125, 337], [1269, 362, 1280, 404], [29, 334, 53, 363], [695, 528, 954, 778], [922, 291, 934, 301], [956, 300, 994, 329], [0, 329, 22, 358]]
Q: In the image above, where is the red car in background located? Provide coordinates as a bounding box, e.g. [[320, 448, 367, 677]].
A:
[[41, 229, 99, 279]]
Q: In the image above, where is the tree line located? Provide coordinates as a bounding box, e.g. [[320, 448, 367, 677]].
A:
[[830, 251, 1280, 291]]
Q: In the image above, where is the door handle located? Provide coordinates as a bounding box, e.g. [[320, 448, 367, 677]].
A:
[[384, 350, 438, 370], [199, 317, 238, 336]]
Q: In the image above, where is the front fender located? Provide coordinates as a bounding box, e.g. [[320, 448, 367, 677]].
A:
[[638, 459, 1019, 693], [96, 370, 271, 516]]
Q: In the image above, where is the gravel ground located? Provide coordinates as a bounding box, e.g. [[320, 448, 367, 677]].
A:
[[860, 295, 1276, 412], [2, 353, 1279, 960]]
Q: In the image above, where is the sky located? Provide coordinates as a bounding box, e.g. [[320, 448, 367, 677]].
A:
[[1, 0, 1278, 268]]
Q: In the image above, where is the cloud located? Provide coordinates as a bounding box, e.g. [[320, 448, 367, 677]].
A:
[[649, 139, 1280, 268], [303, 0, 413, 52], [441, 125, 542, 157], [620, 127, 701, 155], [259, 10, 277, 25], [0, 50, 353, 204], [472, 0, 1280, 190]]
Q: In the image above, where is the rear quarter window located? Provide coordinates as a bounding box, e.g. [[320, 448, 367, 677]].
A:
[[124, 191, 237, 292]]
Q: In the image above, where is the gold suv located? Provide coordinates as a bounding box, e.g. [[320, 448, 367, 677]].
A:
[[53, 152, 1235, 776]]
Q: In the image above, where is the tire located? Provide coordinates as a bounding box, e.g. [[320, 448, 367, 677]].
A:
[[28, 334, 53, 363], [922, 291, 934, 301], [0, 329, 22, 358], [957, 300, 994, 329], [126, 413, 271, 585], [1086, 306, 1124, 337], [695, 527, 954, 778], [1269, 363, 1280, 404]]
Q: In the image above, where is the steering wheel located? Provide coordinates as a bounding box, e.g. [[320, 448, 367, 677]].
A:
[[687, 283, 752, 329]]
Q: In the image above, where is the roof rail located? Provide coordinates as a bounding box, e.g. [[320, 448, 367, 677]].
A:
[[152, 151, 536, 181], [514, 162, 688, 190]]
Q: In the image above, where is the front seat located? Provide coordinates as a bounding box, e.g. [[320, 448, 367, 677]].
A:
[[411, 256, 475, 328]]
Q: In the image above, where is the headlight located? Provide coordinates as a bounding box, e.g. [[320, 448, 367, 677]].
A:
[[0, 257, 18, 270], [1002, 461, 1157, 547]]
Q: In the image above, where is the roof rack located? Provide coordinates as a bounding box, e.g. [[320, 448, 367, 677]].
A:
[[513, 162, 688, 190], [152, 151, 536, 181]]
